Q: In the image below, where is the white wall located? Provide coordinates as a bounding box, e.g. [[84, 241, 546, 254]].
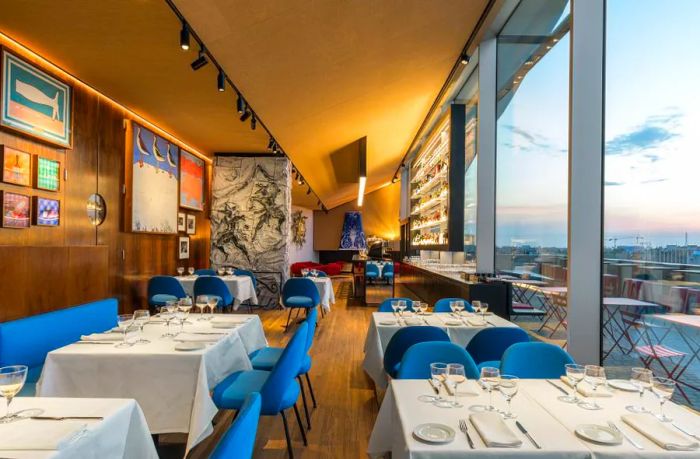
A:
[[289, 206, 318, 263]]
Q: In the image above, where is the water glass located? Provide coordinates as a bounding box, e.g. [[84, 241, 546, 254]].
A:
[[397, 300, 407, 317], [0, 365, 27, 423], [559, 363, 585, 403], [176, 267, 184, 276], [195, 295, 208, 320], [449, 301, 458, 314], [430, 363, 451, 408], [160, 303, 177, 337], [454, 301, 465, 316], [187, 267, 195, 276], [578, 365, 606, 410], [446, 364, 467, 407], [116, 313, 135, 347], [480, 302, 489, 319], [498, 375, 519, 418], [480, 366, 501, 411], [132, 309, 151, 344], [651, 376, 676, 422], [176, 304, 192, 334], [626, 367, 653, 413], [390, 301, 399, 318], [207, 297, 219, 318]]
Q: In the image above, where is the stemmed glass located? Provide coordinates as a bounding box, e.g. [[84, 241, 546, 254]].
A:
[[651, 376, 676, 422], [449, 301, 458, 316], [390, 301, 399, 319], [626, 367, 653, 413], [446, 364, 467, 407], [480, 302, 489, 320], [160, 303, 177, 337], [472, 300, 482, 313], [195, 295, 209, 321], [176, 304, 192, 334], [430, 363, 451, 408], [480, 366, 501, 411], [187, 267, 195, 276], [301, 268, 309, 277], [116, 313, 135, 348], [132, 310, 151, 344], [412, 301, 423, 315], [176, 267, 184, 277], [0, 365, 27, 423], [217, 267, 225, 276], [498, 375, 519, 418], [207, 297, 219, 319], [578, 365, 606, 410], [226, 267, 234, 276], [559, 363, 585, 403], [397, 300, 407, 318]]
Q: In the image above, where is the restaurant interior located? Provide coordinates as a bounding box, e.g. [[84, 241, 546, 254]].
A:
[[0, 0, 699, 458]]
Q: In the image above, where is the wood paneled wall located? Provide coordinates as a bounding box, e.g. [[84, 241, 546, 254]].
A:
[[0, 38, 211, 319]]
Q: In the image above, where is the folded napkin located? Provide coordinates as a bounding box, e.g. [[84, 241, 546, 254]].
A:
[[404, 318, 423, 326], [174, 333, 223, 342], [622, 414, 699, 451], [210, 317, 250, 325], [0, 420, 87, 450], [467, 318, 487, 327], [469, 412, 522, 448], [80, 332, 122, 342], [559, 376, 613, 397]]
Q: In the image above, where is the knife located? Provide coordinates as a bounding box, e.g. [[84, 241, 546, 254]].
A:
[[672, 422, 700, 440], [516, 421, 541, 449], [546, 379, 569, 395]]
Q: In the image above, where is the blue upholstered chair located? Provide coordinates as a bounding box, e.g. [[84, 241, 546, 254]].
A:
[[313, 271, 328, 278], [377, 297, 414, 313], [210, 393, 261, 459], [250, 308, 318, 429], [193, 276, 233, 309], [281, 278, 320, 332], [397, 341, 480, 380], [365, 263, 380, 283], [194, 268, 217, 276], [383, 326, 450, 379], [147, 276, 187, 309], [465, 327, 530, 370], [434, 298, 474, 313], [234, 269, 258, 289], [213, 323, 309, 458], [381, 263, 394, 284], [500, 342, 575, 379]]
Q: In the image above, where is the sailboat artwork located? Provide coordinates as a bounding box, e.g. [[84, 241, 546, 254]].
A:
[[1, 51, 72, 148], [130, 121, 179, 234]]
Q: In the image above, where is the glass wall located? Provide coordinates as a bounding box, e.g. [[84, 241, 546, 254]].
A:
[[461, 69, 479, 263], [602, 0, 700, 409]]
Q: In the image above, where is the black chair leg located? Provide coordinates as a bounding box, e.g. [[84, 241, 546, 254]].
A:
[[304, 372, 317, 408], [280, 410, 294, 458], [292, 402, 308, 446], [285, 308, 293, 332], [297, 375, 311, 430]]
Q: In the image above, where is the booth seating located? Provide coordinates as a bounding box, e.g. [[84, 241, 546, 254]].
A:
[[290, 261, 343, 277], [0, 298, 118, 396]]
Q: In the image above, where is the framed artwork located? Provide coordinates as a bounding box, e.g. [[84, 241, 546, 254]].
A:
[[1, 145, 31, 186], [177, 212, 186, 232], [180, 149, 205, 211], [130, 121, 179, 234], [1, 190, 30, 228], [34, 156, 60, 191], [178, 236, 190, 260], [1, 50, 73, 148], [87, 193, 106, 226], [32, 196, 59, 226], [186, 214, 196, 235]]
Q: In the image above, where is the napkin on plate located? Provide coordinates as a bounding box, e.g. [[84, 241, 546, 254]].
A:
[[622, 414, 699, 451], [559, 376, 613, 397], [80, 332, 122, 342], [469, 412, 522, 448], [0, 421, 87, 450], [174, 333, 224, 342]]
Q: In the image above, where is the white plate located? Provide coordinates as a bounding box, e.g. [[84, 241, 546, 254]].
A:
[[574, 424, 623, 445], [607, 379, 638, 392], [379, 320, 398, 326], [413, 423, 455, 444], [175, 342, 205, 351], [444, 320, 463, 326]]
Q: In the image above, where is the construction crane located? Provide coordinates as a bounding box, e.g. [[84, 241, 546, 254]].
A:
[[607, 236, 645, 249]]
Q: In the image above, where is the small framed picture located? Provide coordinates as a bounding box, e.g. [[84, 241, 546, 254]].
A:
[[186, 214, 196, 235], [34, 156, 60, 191], [178, 236, 190, 260], [1, 190, 31, 228], [32, 196, 60, 226], [1, 146, 32, 187], [177, 212, 186, 232]]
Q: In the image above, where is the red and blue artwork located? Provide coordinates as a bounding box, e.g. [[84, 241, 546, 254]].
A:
[[1, 191, 30, 228], [34, 196, 59, 226], [180, 150, 204, 211]]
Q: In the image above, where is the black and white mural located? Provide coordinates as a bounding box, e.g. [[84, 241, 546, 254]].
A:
[[211, 156, 291, 307]]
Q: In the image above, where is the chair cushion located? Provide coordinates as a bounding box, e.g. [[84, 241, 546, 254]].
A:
[[285, 296, 314, 308], [477, 360, 500, 371], [383, 273, 394, 278], [366, 272, 378, 278], [213, 369, 300, 414], [250, 348, 312, 375], [150, 294, 179, 306], [299, 354, 312, 374]]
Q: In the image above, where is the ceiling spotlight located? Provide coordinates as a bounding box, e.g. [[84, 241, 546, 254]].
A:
[[391, 175, 399, 184], [272, 143, 278, 154], [191, 46, 208, 70], [268, 137, 275, 150], [250, 114, 256, 130], [306, 186, 312, 195], [297, 176, 304, 186], [180, 22, 190, 50], [236, 93, 246, 115], [239, 110, 251, 122], [460, 53, 471, 65], [217, 69, 226, 92]]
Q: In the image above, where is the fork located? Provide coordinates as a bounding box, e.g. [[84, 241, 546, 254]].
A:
[[458, 419, 475, 449], [608, 421, 643, 450]]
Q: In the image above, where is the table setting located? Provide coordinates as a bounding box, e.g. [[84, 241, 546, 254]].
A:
[[175, 267, 259, 310], [301, 269, 336, 312]]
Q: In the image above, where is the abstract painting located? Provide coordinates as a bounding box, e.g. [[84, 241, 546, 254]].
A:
[[178, 236, 190, 260], [35, 156, 60, 191], [339, 211, 367, 250], [180, 150, 205, 211], [1, 191, 30, 228], [1, 51, 72, 148], [1, 145, 31, 187], [130, 121, 178, 234], [291, 210, 307, 248], [33, 196, 59, 226]]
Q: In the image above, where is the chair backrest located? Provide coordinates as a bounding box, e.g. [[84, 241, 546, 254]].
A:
[[434, 298, 473, 313], [210, 392, 261, 459], [234, 269, 257, 288], [383, 326, 450, 378], [194, 269, 217, 276], [0, 299, 118, 382], [193, 276, 233, 307], [261, 322, 308, 413], [304, 308, 318, 355], [466, 327, 530, 364], [622, 278, 643, 299], [282, 278, 320, 306], [500, 342, 575, 378], [397, 341, 479, 379], [314, 271, 328, 278], [147, 276, 187, 301], [366, 263, 380, 276], [685, 288, 700, 314], [382, 263, 394, 275], [377, 297, 414, 312]]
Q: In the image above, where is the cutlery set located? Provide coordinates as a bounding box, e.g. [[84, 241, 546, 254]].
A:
[[456, 418, 541, 449]]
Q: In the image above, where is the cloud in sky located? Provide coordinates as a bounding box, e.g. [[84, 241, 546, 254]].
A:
[[606, 110, 682, 155], [500, 124, 558, 153], [605, 180, 625, 186]]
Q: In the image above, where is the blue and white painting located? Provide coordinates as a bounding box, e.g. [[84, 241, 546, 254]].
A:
[[339, 211, 367, 250], [131, 121, 179, 233]]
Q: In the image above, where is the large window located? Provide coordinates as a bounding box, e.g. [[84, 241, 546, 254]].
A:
[[461, 69, 478, 263], [602, 0, 700, 409]]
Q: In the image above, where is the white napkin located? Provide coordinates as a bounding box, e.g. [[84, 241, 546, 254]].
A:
[[467, 318, 487, 327], [622, 414, 699, 451], [559, 376, 613, 397], [469, 412, 523, 448], [174, 333, 223, 342], [80, 332, 122, 342], [0, 420, 87, 450], [210, 317, 250, 325], [404, 318, 423, 326]]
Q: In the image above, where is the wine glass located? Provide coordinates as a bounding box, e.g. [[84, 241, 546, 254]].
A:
[[498, 375, 519, 418], [651, 376, 676, 422], [217, 267, 225, 276], [430, 363, 451, 407], [397, 300, 407, 317], [132, 309, 151, 344], [472, 300, 482, 312], [412, 301, 423, 315], [176, 267, 184, 277], [390, 301, 399, 319], [449, 301, 458, 316], [116, 313, 135, 348], [226, 267, 234, 276], [195, 295, 209, 321], [160, 302, 177, 337], [626, 367, 653, 413], [578, 365, 606, 410], [187, 267, 195, 276], [480, 366, 501, 411], [301, 268, 309, 277], [176, 304, 192, 334], [446, 364, 467, 407], [207, 297, 219, 319], [480, 302, 489, 319], [559, 363, 585, 403], [0, 365, 27, 423]]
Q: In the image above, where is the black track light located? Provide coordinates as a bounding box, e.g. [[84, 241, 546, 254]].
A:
[[236, 94, 246, 115], [239, 110, 251, 122], [460, 53, 471, 65], [217, 69, 226, 92], [317, 199, 321, 206], [250, 114, 256, 130], [392, 175, 399, 184], [297, 176, 304, 186], [180, 22, 190, 50], [267, 137, 275, 150], [272, 143, 278, 154], [306, 186, 312, 195], [191, 47, 208, 70]]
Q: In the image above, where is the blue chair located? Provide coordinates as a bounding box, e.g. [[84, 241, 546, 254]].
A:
[[383, 326, 450, 378], [213, 322, 309, 458], [210, 393, 261, 459], [434, 298, 474, 313], [193, 276, 234, 309], [466, 327, 530, 370], [0, 299, 117, 396], [313, 271, 328, 278], [147, 276, 187, 309], [234, 269, 258, 312], [365, 263, 380, 283], [397, 341, 479, 380], [250, 308, 318, 429], [377, 297, 414, 313], [382, 263, 394, 284], [500, 342, 575, 378], [282, 278, 320, 332], [194, 268, 217, 276]]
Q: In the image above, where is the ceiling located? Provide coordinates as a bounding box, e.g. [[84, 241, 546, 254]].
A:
[[1, 0, 489, 208]]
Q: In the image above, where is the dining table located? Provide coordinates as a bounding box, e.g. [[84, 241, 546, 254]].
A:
[[36, 314, 267, 454], [0, 397, 157, 458], [368, 378, 700, 458], [176, 274, 259, 310], [363, 312, 519, 389], [307, 276, 335, 312], [601, 297, 664, 360]]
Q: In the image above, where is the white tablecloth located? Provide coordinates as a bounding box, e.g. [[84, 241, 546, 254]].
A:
[[36, 315, 267, 453], [363, 313, 519, 389], [177, 275, 259, 309], [0, 397, 156, 459], [309, 277, 335, 312]]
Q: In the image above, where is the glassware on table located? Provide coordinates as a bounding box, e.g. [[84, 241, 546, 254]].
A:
[[301, 268, 309, 277], [578, 365, 606, 410], [480, 302, 489, 319], [226, 267, 234, 276], [132, 309, 151, 344], [430, 363, 451, 407], [559, 363, 586, 403], [206, 297, 219, 319], [472, 300, 482, 312], [217, 267, 225, 276], [651, 376, 676, 422], [626, 367, 653, 413], [390, 301, 399, 318], [454, 301, 465, 316], [187, 267, 195, 276], [397, 300, 407, 317], [0, 365, 27, 423], [412, 301, 424, 315], [160, 302, 178, 337], [176, 304, 192, 334], [195, 295, 209, 321], [446, 364, 467, 407], [176, 267, 184, 277], [116, 313, 135, 348], [498, 375, 519, 418], [449, 301, 458, 315], [479, 366, 501, 412]]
